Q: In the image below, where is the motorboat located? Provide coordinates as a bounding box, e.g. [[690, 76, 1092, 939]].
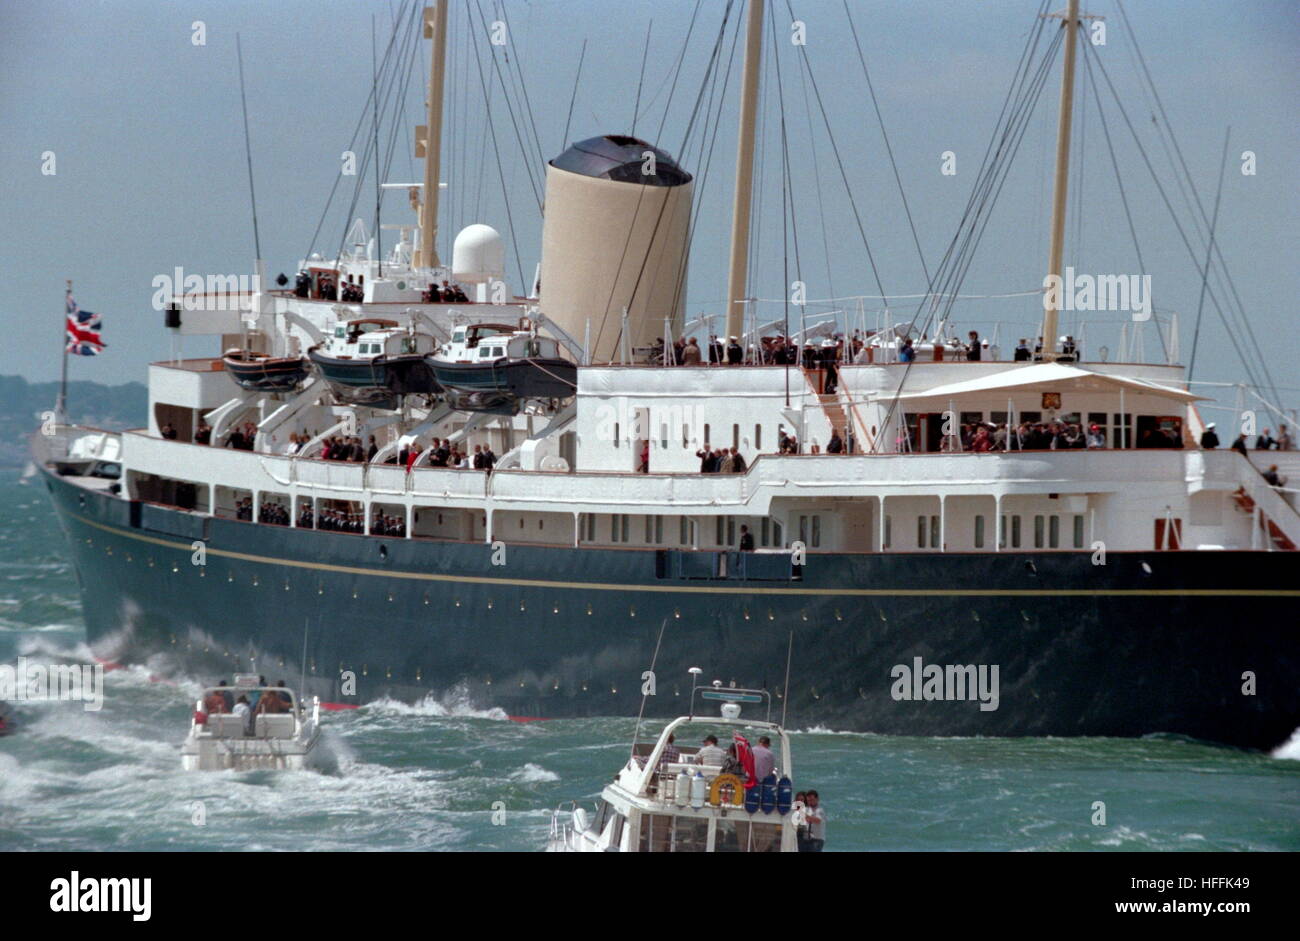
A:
[[547, 674, 800, 852], [222, 349, 309, 392], [308, 318, 441, 409], [425, 320, 576, 412], [181, 675, 322, 771]]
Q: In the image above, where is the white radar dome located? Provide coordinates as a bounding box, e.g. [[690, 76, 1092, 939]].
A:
[[452, 224, 505, 284]]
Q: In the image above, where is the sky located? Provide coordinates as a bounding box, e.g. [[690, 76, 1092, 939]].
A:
[[1, 0, 1296, 418]]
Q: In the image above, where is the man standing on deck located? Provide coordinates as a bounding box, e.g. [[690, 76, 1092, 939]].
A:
[[1200, 423, 1219, 449], [801, 790, 827, 852], [752, 735, 775, 781]]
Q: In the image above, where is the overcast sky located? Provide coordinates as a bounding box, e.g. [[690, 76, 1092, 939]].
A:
[[1, 0, 1296, 415]]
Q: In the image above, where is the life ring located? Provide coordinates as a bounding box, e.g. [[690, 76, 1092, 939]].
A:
[[708, 773, 745, 807]]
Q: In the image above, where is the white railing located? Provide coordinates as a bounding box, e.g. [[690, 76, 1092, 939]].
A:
[[117, 429, 1246, 515]]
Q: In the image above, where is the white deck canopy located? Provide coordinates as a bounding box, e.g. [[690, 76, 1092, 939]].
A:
[[887, 362, 1204, 403]]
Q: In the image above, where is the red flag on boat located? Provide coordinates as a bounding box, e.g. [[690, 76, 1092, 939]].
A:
[[733, 732, 758, 789]]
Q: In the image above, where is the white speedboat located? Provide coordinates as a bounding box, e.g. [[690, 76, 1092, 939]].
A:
[[181, 674, 322, 771], [547, 673, 800, 852]]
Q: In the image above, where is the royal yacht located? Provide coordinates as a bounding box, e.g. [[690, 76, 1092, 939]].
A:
[[33, 1, 1298, 749]]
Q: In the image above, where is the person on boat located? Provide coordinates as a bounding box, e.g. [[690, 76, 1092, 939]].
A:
[[203, 688, 229, 715], [1277, 424, 1294, 451], [1263, 465, 1286, 488], [752, 735, 775, 781], [726, 336, 743, 364], [720, 744, 744, 777], [697, 734, 725, 766], [801, 790, 826, 852], [1200, 423, 1219, 449], [730, 447, 747, 473], [231, 695, 251, 731], [1231, 432, 1249, 455], [1255, 428, 1276, 450], [1014, 338, 1031, 362], [425, 283, 442, 303], [898, 338, 915, 363], [482, 446, 497, 473], [827, 430, 844, 454], [966, 330, 981, 362], [638, 441, 650, 473], [738, 525, 755, 552], [195, 422, 212, 445], [682, 337, 702, 365], [657, 733, 680, 771]]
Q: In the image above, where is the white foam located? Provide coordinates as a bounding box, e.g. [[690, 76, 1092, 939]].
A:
[[1270, 727, 1300, 761], [361, 690, 508, 721], [510, 762, 559, 784]]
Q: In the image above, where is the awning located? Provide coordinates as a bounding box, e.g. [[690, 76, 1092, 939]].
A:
[[887, 362, 1204, 402]]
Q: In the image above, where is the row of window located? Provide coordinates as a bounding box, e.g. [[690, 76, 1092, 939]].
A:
[[896, 513, 1087, 550], [612, 423, 775, 450], [599, 514, 793, 549]]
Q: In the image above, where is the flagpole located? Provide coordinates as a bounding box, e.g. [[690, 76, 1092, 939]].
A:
[[57, 279, 71, 424]]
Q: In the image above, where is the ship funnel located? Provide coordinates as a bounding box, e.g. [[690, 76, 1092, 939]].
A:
[[539, 135, 693, 363]]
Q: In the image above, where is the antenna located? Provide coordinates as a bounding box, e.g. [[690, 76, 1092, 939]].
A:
[[298, 618, 310, 702], [780, 630, 793, 727], [235, 34, 262, 261], [629, 618, 668, 759], [372, 15, 383, 279]]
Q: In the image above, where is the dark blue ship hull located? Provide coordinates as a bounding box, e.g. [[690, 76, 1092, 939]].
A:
[[40, 469, 1300, 749]]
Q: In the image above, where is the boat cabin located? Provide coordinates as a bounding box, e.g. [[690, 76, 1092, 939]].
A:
[[319, 319, 436, 360]]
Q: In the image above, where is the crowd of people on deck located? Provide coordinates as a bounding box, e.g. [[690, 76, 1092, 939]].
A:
[[234, 497, 291, 525], [694, 446, 748, 474], [421, 280, 470, 303], [648, 328, 1073, 369]]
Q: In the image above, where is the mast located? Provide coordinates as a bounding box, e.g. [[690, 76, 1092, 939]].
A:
[[416, 1, 449, 270], [724, 0, 764, 341], [1040, 0, 1081, 362]]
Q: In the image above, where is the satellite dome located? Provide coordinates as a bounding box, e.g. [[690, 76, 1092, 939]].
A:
[[550, 135, 692, 187], [452, 224, 505, 284]]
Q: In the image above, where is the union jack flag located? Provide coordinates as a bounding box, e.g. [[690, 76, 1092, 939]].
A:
[[65, 290, 104, 356]]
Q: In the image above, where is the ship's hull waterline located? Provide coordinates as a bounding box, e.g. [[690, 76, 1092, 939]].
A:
[[42, 469, 1299, 750]]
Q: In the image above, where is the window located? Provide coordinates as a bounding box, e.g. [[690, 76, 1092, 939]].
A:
[[999, 514, 1007, 549], [1011, 515, 1022, 549], [679, 516, 690, 546], [660, 424, 668, 450], [773, 520, 782, 547], [611, 515, 629, 543], [930, 516, 940, 549], [704, 423, 711, 445], [812, 515, 822, 548], [644, 516, 662, 544], [1073, 514, 1085, 549], [761, 518, 770, 546], [1034, 515, 1045, 549], [755, 425, 762, 450], [974, 515, 986, 549], [1049, 515, 1060, 548], [884, 515, 892, 549], [716, 517, 725, 547], [583, 514, 596, 541], [614, 422, 620, 448], [800, 516, 810, 546], [917, 516, 927, 548], [682, 424, 689, 448], [1112, 413, 1132, 449], [733, 424, 740, 449], [726, 517, 736, 547]]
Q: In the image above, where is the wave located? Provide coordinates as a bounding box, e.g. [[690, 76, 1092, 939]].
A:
[[509, 762, 559, 784], [1270, 727, 1300, 761], [361, 686, 509, 721]]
